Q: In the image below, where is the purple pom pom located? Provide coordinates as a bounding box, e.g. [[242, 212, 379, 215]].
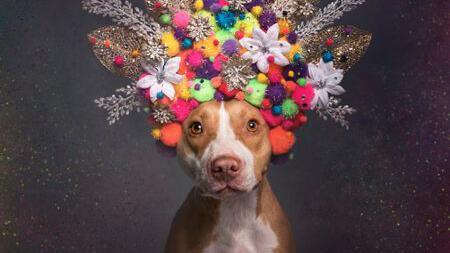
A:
[[196, 61, 220, 79], [266, 85, 286, 105], [203, 0, 218, 9], [210, 3, 222, 13], [174, 28, 187, 41], [214, 91, 225, 101], [287, 32, 298, 44], [282, 62, 308, 81], [259, 11, 277, 30], [222, 39, 238, 55]]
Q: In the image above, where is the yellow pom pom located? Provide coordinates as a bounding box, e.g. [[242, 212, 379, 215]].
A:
[[194, 36, 220, 58], [131, 49, 140, 58], [151, 128, 161, 140], [278, 19, 291, 35], [288, 70, 294, 78], [287, 43, 302, 62], [251, 6, 263, 17], [175, 79, 191, 100], [257, 73, 268, 84], [161, 32, 180, 56], [194, 0, 204, 11]]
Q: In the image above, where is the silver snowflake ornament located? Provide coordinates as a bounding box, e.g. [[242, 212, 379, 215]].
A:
[[222, 56, 256, 91], [187, 16, 214, 42]]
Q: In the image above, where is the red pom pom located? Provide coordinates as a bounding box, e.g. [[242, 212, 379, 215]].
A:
[[160, 123, 182, 147], [267, 55, 275, 63], [114, 56, 124, 67], [326, 38, 334, 47], [235, 31, 244, 39], [218, 82, 239, 98], [261, 98, 272, 109], [269, 126, 296, 155], [213, 39, 220, 46]]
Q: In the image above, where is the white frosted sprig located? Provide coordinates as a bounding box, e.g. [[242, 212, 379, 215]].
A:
[[316, 97, 356, 130], [95, 83, 142, 125], [82, 0, 161, 41], [296, 0, 365, 40]]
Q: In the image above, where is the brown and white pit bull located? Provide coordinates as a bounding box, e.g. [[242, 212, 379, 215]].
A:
[[166, 99, 295, 253]]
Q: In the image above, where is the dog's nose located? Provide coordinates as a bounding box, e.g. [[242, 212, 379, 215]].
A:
[[210, 156, 241, 181]]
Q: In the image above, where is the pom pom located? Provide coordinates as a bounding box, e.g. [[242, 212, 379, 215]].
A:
[[175, 79, 191, 100], [194, 0, 204, 10], [244, 0, 263, 10], [182, 38, 193, 49], [278, 19, 291, 35], [259, 11, 277, 30], [268, 69, 282, 84], [218, 81, 240, 98], [244, 79, 267, 107], [251, 6, 263, 17], [322, 50, 334, 63], [161, 32, 180, 56], [151, 128, 161, 139], [189, 78, 216, 102], [281, 99, 299, 119], [257, 73, 268, 83], [221, 39, 238, 55], [159, 14, 171, 25], [194, 36, 220, 58], [173, 11, 190, 28], [186, 50, 204, 68], [160, 123, 182, 147], [212, 54, 227, 71], [210, 3, 222, 13], [291, 84, 314, 110], [215, 11, 236, 29], [272, 105, 282, 115], [266, 84, 286, 105], [282, 62, 308, 81], [203, 0, 217, 9], [260, 109, 283, 127], [215, 30, 235, 44], [170, 99, 194, 122], [113, 56, 124, 67], [269, 126, 296, 155], [281, 119, 295, 130], [286, 32, 298, 44], [235, 13, 260, 36], [196, 61, 220, 79], [174, 28, 187, 41], [214, 91, 225, 101]]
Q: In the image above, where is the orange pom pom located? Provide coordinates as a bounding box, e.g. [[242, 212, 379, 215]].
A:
[[269, 126, 296, 155], [160, 123, 182, 147]]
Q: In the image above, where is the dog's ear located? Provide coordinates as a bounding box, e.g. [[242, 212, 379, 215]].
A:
[[87, 26, 146, 79], [303, 25, 372, 72]]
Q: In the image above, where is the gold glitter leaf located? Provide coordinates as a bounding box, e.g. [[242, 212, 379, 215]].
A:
[[303, 25, 372, 72], [87, 26, 146, 79]]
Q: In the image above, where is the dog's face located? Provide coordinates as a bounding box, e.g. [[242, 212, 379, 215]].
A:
[[177, 100, 272, 199]]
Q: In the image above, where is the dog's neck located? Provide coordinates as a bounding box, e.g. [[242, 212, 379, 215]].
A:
[[192, 176, 279, 253]]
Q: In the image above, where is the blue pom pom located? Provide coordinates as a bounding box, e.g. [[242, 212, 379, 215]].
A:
[[272, 105, 282, 115], [293, 53, 301, 62], [322, 50, 334, 63], [239, 13, 246, 20], [215, 11, 237, 29], [157, 91, 165, 99], [182, 38, 193, 49]]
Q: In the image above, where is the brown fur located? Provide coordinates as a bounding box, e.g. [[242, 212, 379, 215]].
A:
[[168, 100, 295, 253]]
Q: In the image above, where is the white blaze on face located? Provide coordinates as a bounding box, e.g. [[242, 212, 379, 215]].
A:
[[200, 102, 256, 192]]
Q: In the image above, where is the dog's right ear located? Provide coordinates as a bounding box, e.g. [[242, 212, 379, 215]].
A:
[[87, 26, 147, 79]]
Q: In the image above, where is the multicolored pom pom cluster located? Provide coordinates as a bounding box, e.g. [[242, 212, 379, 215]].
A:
[[85, 0, 372, 155]]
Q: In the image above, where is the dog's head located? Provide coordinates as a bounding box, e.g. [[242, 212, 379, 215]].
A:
[[177, 100, 271, 199]]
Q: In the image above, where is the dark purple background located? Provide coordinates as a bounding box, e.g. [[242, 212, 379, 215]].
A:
[[0, 0, 448, 252]]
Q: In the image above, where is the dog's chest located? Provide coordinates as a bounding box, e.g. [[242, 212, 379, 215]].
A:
[[203, 191, 278, 253]]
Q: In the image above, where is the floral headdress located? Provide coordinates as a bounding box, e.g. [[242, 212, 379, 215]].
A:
[[83, 0, 371, 155]]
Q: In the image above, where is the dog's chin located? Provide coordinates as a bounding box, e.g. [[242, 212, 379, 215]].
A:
[[201, 182, 260, 200]]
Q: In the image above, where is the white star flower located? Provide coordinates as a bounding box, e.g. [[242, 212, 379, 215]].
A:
[[137, 57, 183, 101], [308, 59, 345, 109], [239, 24, 291, 73]]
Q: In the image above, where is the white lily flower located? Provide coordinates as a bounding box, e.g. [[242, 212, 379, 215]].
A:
[[308, 59, 345, 109], [239, 24, 291, 73], [137, 57, 183, 101]]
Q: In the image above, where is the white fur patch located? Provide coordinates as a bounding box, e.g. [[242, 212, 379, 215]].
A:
[[203, 189, 278, 253]]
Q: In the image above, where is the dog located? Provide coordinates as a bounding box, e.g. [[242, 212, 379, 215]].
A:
[[165, 99, 295, 253]]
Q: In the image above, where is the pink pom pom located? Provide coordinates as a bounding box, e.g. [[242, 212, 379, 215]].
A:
[[186, 50, 204, 68], [281, 119, 295, 130], [114, 56, 124, 67], [292, 84, 315, 110], [260, 109, 283, 128], [172, 11, 190, 29], [189, 99, 200, 108], [213, 54, 228, 71], [170, 99, 194, 122], [268, 70, 282, 84]]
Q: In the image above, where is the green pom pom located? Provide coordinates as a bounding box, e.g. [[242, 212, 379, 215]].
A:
[[215, 29, 234, 44], [244, 79, 267, 107], [281, 99, 299, 118], [159, 14, 171, 25], [190, 79, 216, 102], [297, 78, 307, 86]]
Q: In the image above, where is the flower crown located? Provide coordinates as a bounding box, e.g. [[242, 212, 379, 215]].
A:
[[82, 0, 371, 155]]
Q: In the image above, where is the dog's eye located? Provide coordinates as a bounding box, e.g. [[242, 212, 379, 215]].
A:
[[189, 122, 203, 135], [247, 119, 258, 132]]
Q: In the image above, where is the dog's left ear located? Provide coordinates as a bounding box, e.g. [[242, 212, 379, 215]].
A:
[[302, 25, 372, 72], [87, 26, 146, 79]]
